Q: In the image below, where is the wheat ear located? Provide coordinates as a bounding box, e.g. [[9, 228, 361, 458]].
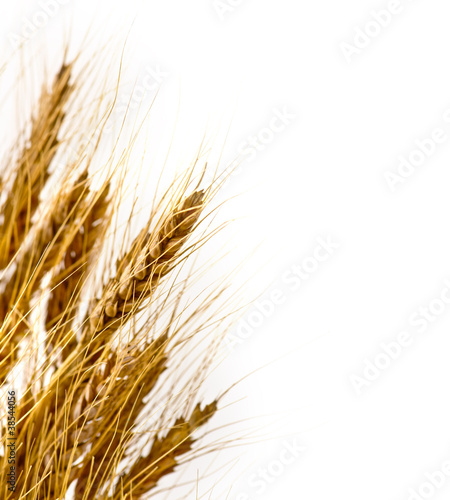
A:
[[0, 62, 73, 269], [112, 401, 217, 499]]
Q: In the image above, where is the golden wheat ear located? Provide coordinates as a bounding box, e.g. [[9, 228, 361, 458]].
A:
[[0, 61, 73, 270], [88, 189, 205, 342], [112, 401, 217, 499]]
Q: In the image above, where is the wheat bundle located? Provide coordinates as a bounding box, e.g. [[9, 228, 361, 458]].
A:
[[0, 50, 238, 500]]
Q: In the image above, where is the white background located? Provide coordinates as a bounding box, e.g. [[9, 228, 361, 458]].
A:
[[2, 1, 450, 499]]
